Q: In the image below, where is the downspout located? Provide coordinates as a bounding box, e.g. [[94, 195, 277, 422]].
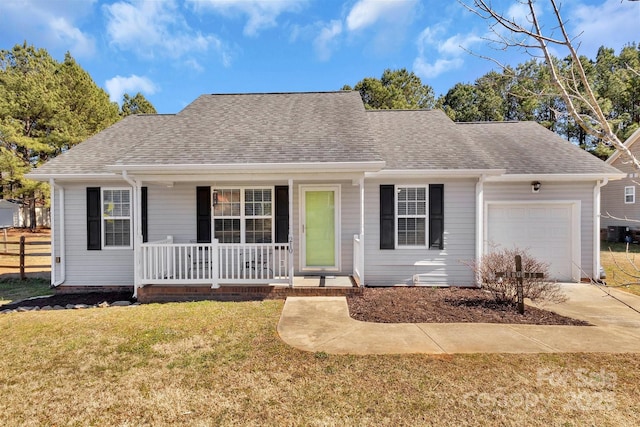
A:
[[122, 171, 142, 298], [475, 175, 487, 287], [593, 178, 608, 281], [49, 179, 66, 287]]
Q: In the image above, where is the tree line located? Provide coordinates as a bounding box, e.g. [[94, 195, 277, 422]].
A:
[[1, 40, 638, 207], [0, 42, 156, 204], [345, 43, 639, 159]]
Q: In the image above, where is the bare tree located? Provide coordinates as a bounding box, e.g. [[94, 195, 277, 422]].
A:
[[461, 0, 640, 169]]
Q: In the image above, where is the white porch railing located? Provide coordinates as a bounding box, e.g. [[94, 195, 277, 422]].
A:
[[353, 234, 363, 286], [139, 237, 290, 286]]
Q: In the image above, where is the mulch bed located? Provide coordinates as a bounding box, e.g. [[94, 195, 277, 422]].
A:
[[347, 287, 590, 326], [4, 287, 589, 326], [1, 292, 134, 310]]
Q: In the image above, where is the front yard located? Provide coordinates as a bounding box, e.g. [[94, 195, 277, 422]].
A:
[[1, 293, 639, 425], [601, 241, 640, 296]]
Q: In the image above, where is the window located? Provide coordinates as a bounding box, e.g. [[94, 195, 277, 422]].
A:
[[102, 188, 132, 248], [625, 186, 635, 204], [213, 188, 273, 243], [396, 186, 427, 247]]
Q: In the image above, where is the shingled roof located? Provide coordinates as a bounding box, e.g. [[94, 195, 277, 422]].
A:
[[456, 121, 622, 175], [29, 91, 622, 179]]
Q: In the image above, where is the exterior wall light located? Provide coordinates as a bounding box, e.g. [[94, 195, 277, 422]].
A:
[[531, 181, 541, 193]]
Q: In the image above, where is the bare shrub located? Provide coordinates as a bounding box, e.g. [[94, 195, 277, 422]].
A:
[[467, 245, 567, 305]]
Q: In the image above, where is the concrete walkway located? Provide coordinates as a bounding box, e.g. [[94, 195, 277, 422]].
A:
[[277, 283, 640, 354]]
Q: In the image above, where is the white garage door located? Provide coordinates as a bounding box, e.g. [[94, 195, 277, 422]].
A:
[[487, 204, 574, 281]]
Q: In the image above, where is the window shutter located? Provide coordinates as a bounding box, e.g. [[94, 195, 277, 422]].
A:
[[87, 187, 101, 250], [141, 187, 148, 243], [429, 184, 444, 250], [274, 186, 289, 243], [196, 186, 211, 243], [380, 185, 395, 249]]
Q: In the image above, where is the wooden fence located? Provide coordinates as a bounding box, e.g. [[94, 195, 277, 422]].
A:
[[0, 235, 51, 279]]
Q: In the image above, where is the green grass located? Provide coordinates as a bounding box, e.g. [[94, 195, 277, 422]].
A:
[[601, 241, 640, 296], [1, 300, 639, 425], [0, 278, 52, 305]]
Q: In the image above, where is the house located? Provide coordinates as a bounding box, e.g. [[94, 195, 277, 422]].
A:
[[27, 91, 624, 301], [601, 128, 640, 241]]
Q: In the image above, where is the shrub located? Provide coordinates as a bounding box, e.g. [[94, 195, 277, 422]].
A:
[[467, 245, 566, 305]]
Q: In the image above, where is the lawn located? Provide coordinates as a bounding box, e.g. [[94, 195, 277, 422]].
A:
[[601, 241, 640, 296], [1, 298, 639, 425], [0, 278, 52, 306]]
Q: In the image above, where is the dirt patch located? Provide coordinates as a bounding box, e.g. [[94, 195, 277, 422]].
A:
[[1, 292, 134, 310], [347, 287, 590, 326]]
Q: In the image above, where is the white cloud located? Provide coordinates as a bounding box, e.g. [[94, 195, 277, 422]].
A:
[[49, 17, 95, 57], [313, 20, 343, 62], [105, 75, 157, 104], [104, 0, 230, 64], [413, 24, 483, 79], [437, 33, 483, 56], [187, 0, 306, 36], [569, 0, 640, 57], [346, 0, 418, 32], [413, 57, 464, 79], [0, 0, 96, 58]]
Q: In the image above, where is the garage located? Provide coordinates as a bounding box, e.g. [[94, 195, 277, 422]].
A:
[[486, 203, 578, 281]]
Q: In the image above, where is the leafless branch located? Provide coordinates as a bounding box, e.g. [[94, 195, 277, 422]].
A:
[[460, 0, 640, 169]]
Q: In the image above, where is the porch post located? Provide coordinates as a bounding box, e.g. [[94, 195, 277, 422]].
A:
[[288, 178, 294, 288], [359, 177, 365, 286], [475, 175, 486, 286]]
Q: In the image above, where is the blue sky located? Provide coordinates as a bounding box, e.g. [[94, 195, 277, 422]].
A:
[[1, 0, 638, 113]]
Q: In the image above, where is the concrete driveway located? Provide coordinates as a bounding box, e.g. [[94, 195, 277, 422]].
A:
[[277, 283, 640, 354]]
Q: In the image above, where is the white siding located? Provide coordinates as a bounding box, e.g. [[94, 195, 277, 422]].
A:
[[484, 181, 595, 279], [363, 179, 477, 286], [59, 181, 135, 286]]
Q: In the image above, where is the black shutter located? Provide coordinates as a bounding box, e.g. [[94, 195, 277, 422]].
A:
[[87, 187, 101, 250], [429, 184, 444, 250], [274, 186, 289, 243], [141, 187, 148, 243], [196, 186, 211, 243], [380, 185, 395, 249]]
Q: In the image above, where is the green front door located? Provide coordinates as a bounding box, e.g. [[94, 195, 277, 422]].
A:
[[303, 188, 338, 269]]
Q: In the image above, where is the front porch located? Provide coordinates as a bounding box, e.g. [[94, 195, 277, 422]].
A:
[[136, 275, 362, 303]]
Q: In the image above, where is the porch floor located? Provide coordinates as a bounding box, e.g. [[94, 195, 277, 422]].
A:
[[136, 275, 362, 303]]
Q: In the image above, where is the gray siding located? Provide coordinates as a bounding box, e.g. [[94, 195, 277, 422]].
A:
[[483, 181, 596, 278], [59, 182, 135, 286], [601, 155, 638, 228], [363, 179, 477, 286]]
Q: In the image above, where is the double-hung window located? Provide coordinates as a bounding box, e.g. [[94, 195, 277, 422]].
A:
[[102, 188, 132, 248], [213, 188, 273, 243], [625, 186, 635, 204], [396, 186, 427, 247]]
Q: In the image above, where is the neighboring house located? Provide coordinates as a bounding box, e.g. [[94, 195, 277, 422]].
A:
[[601, 128, 640, 240], [27, 91, 624, 299]]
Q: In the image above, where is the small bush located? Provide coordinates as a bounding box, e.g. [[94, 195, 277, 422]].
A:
[[467, 245, 566, 305]]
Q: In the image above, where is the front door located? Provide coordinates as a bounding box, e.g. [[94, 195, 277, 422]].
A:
[[300, 185, 340, 271]]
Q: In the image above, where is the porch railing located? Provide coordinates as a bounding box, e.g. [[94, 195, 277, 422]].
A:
[[139, 237, 290, 286], [353, 234, 363, 286]]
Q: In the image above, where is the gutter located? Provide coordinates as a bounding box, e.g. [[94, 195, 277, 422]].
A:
[[49, 179, 66, 287], [593, 178, 608, 280], [122, 171, 141, 298]]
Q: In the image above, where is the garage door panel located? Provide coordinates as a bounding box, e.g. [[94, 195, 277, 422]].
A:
[[487, 204, 573, 281]]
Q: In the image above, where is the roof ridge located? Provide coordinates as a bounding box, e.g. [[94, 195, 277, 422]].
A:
[[200, 90, 354, 96]]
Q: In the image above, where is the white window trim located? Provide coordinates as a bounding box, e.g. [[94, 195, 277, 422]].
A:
[[625, 186, 635, 204], [101, 187, 133, 250], [395, 185, 428, 249], [212, 187, 275, 244], [299, 184, 342, 272]]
